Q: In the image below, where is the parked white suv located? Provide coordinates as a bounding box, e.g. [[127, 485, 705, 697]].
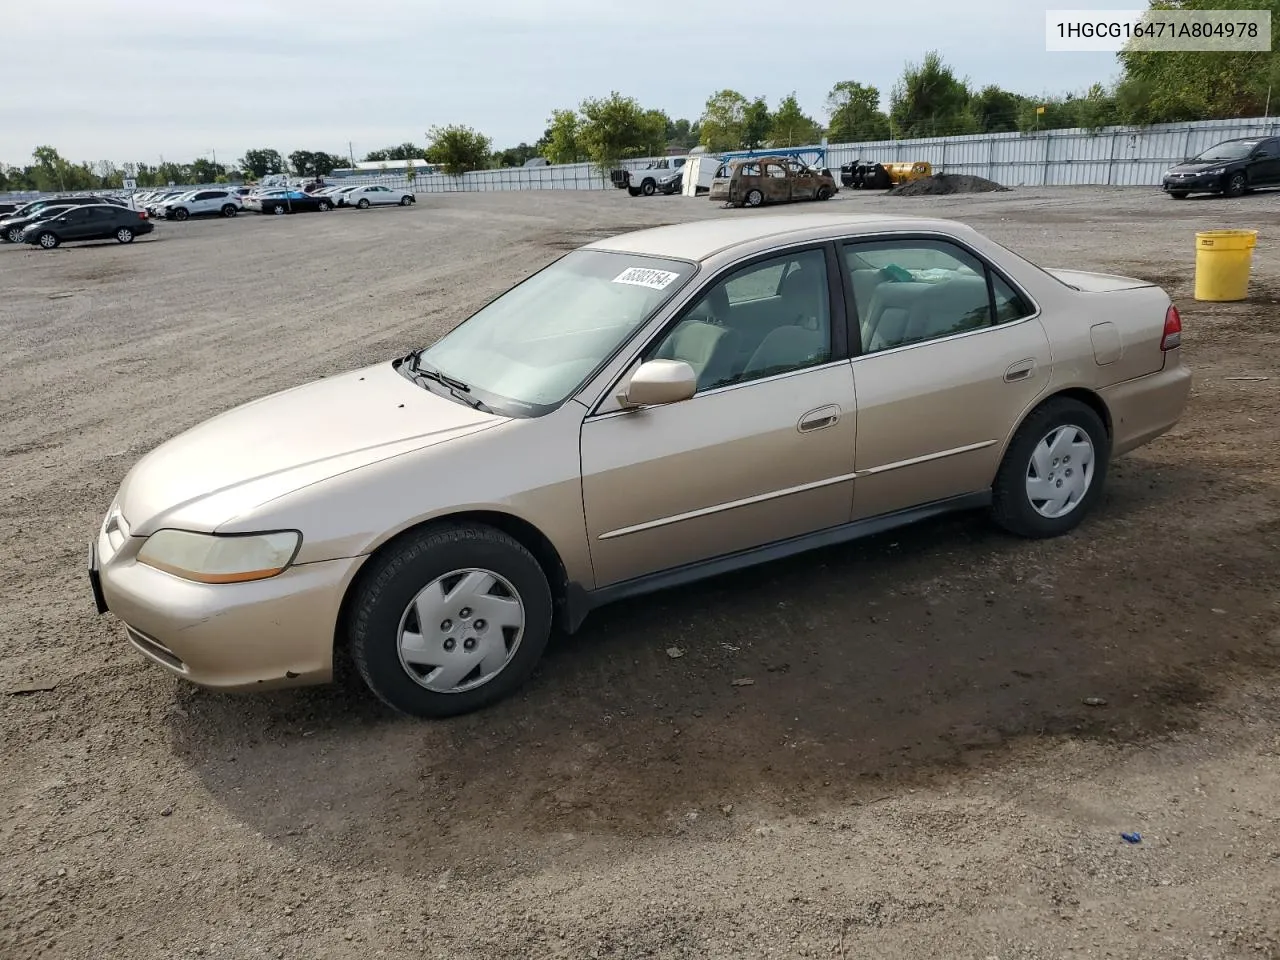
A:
[[162, 189, 242, 220], [344, 185, 415, 208]]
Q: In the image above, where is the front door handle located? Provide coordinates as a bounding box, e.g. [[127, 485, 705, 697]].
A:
[[798, 404, 841, 433], [1004, 359, 1037, 383]]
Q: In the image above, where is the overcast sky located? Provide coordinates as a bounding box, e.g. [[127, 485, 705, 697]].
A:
[[4, 0, 1138, 168]]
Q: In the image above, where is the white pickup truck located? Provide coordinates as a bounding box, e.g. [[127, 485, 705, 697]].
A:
[[609, 156, 708, 196]]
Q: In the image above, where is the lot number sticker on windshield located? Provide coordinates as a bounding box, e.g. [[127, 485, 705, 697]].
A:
[[613, 267, 680, 290]]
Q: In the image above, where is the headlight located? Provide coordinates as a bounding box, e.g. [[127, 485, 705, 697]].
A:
[[1204, 167, 1225, 176], [137, 529, 301, 583]]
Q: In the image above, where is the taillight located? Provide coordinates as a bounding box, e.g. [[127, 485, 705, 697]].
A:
[[1161, 304, 1182, 351], [139, 211, 148, 219]]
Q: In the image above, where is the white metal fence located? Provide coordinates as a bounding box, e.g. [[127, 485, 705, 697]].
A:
[[6, 116, 1279, 202]]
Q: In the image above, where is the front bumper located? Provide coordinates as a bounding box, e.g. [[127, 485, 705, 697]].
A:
[[91, 524, 366, 691], [1163, 174, 1218, 191]]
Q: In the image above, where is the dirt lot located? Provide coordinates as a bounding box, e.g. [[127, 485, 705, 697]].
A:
[[2, 186, 1278, 960]]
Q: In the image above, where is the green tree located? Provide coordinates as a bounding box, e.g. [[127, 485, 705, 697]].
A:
[[890, 51, 974, 137], [540, 108, 584, 163], [768, 94, 822, 147], [493, 142, 540, 167], [968, 85, 1026, 133], [1115, 0, 1280, 123], [742, 98, 772, 149], [826, 82, 892, 142], [239, 148, 284, 178], [287, 150, 344, 177], [700, 89, 748, 151], [190, 157, 227, 182], [576, 92, 667, 171], [363, 142, 425, 162], [665, 117, 701, 149], [426, 124, 492, 175]]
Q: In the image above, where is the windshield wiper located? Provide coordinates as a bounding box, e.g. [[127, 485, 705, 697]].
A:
[[402, 350, 492, 413]]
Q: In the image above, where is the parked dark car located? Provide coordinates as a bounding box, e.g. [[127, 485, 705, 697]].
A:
[[1162, 136, 1280, 198], [5, 195, 126, 222], [0, 202, 22, 217], [0, 203, 75, 243], [22, 204, 154, 249], [255, 189, 334, 215]]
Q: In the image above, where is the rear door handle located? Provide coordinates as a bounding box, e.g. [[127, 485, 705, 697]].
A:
[[798, 404, 841, 433], [1004, 359, 1037, 382]]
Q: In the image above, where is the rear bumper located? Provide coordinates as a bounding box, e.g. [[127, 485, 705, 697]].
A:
[[1099, 358, 1192, 457]]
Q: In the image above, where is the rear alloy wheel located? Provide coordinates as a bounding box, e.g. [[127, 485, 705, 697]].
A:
[[745, 188, 764, 207], [37, 232, 59, 249], [357, 198, 370, 209], [172, 208, 189, 221], [347, 523, 553, 718], [991, 397, 1109, 538], [1224, 172, 1247, 198], [115, 227, 134, 243], [221, 205, 238, 217]]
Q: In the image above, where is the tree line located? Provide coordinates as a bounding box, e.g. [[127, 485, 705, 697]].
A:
[[5, 2, 1276, 191]]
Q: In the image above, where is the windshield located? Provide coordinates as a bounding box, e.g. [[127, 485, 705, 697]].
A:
[[1193, 140, 1256, 162], [411, 249, 696, 416]]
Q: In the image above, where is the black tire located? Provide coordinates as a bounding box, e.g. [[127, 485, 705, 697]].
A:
[[317, 200, 332, 211], [172, 207, 189, 221], [221, 204, 237, 217], [399, 195, 412, 205], [115, 227, 134, 243], [357, 197, 370, 209], [991, 396, 1110, 539], [641, 178, 656, 196], [627, 186, 641, 197], [817, 186, 832, 201], [37, 231, 59, 249], [347, 523, 554, 718], [745, 188, 764, 207], [271, 203, 286, 215], [1169, 191, 1188, 199], [1223, 172, 1247, 197]]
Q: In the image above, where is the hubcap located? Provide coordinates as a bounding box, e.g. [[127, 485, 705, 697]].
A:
[[1026, 424, 1095, 519], [396, 568, 525, 694], [40, 234, 55, 248], [117, 229, 130, 241]]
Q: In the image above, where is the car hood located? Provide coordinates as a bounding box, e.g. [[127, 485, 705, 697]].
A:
[[114, 361, 506, 535], [1167, 160, 1232, 173]]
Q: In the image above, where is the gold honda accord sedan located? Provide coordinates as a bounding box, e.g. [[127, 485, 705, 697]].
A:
[[89, 213, 1191, 717]]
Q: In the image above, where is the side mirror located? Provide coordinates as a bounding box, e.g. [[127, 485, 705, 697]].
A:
[[617, 359, 697, 408]]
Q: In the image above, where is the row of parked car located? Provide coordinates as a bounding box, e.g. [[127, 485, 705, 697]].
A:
[[135, 182, 417, 219], [0, 194, 153, 248], [0, 181, 420, 249]]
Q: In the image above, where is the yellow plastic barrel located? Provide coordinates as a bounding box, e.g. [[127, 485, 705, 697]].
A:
[[1194, 229, 1257, 301]]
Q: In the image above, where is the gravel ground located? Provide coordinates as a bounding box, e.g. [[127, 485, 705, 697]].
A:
[[2, 186, 1279, 960]]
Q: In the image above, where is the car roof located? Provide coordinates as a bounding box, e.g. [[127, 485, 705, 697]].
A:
[[585, 213, 976, 262]]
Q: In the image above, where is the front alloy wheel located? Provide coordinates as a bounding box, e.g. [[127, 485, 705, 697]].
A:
[[348, 522, 553, 718], [1224, 172, 1247, 198], [6, 227, 21, 243]]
